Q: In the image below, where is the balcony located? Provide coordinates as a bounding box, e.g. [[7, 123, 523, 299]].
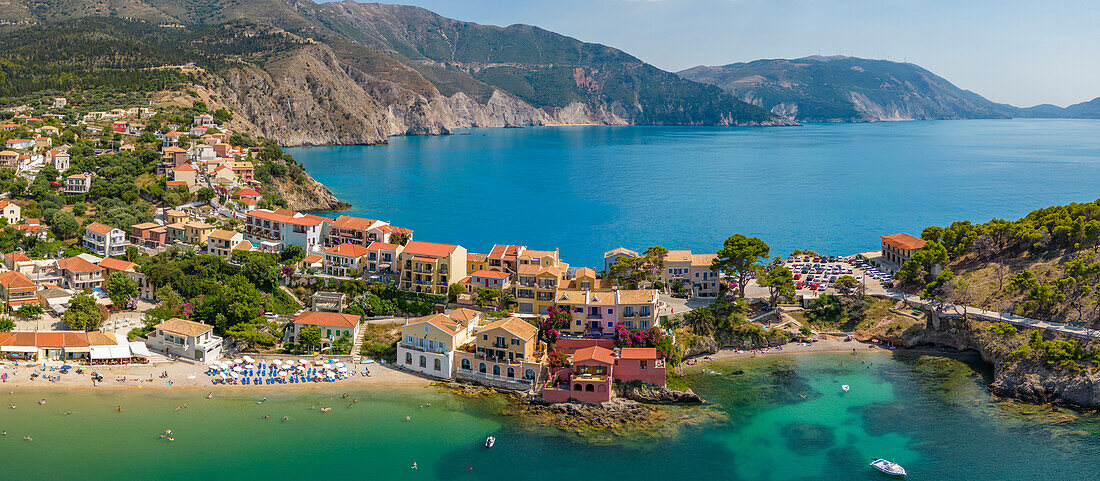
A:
[[399, 342, 447, 355]]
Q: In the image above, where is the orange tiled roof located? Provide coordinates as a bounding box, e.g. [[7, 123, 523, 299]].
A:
[[402, 240, 459, 258], [572, 346, 614, 365], [881, 233, 926, 251], [293, 311, 360, 329]]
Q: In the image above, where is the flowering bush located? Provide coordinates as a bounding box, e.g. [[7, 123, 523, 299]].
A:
[[548, 351, 570, 368]]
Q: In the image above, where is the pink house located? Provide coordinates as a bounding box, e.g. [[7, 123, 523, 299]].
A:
[[541, 345, 614, 403], [131, 222, 168, 248], [614, 347, 666, 386]]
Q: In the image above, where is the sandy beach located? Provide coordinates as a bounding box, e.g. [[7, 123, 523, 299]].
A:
[[680, 338, 894, 366], [0, 359, 433, 392]]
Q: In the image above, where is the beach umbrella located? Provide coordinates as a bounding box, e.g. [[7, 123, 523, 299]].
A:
[[234, 358, 243, 364], [219, 372, 227, 379], [298, 359, 308, 365], [322, 364, 333, 370], [243, 356, 254, 363], [272, 359, 283, 365], [232, 366, 242, 372], [338, 367, 348, 373], [230, 371, 239, 378], [335, 363, 345, 368]]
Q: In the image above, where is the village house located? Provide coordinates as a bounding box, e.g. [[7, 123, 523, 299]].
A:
[[193, 113, 215, 127], [487, 244, 524, 274], [459, 269, 512, 296], [5, 139, 34, 150], [881, 233, 926, 266], [661, 250, 720, 297], [363, 241, 403, 274], [56, 256, 105, 291], [603, 247, 639, 274], [454, 317, 543, 390], [206, 229, 243, 258], [130, 222, 168, 248], [230, 161, 254, 182], [0, 271, 39, 311], [83, 222, 128, 257], [244, 209, 331, 253], [398, 240, 468, 296], [322, 243, 370, 277], [396, 310, 479, 379], [541, 343, 666, 403], [166, 221, 215, 246], [467, 253, 489, 273], [554, 285, 660, 337], [146, 318, 222, 362], [286, 311, 361, 349], [515, 264, 566, 315], [45, 149, 69, 171], [0, 151, 18, 166], [10, 218, 47, 239], [0, 200, 21, 225], [63, 173, 92, 195], [171, 164, 198, 187], [326, 215, 386, 247]]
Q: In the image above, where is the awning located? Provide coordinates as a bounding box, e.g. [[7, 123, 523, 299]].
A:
[[0, 346, 36, 353], [128, 342, 151, 358], [64, 346, 91, 353], [90, 345, 132, 360]]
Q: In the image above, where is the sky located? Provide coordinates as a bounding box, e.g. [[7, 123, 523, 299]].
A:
[[361, 0, 1100, 107]]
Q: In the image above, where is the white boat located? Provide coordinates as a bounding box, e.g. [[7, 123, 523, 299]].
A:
[[842, 384, 850, 392], [870, 459, 906, 476], [484, 436, 495, 449]]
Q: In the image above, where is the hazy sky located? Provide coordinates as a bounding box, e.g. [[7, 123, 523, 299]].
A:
[[365, 0, 1099, 107]]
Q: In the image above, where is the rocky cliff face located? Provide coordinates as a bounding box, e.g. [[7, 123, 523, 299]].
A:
[[212, 43, 631, 147], [900, 315, 1100, 408], [680, 56, 1013, 123]]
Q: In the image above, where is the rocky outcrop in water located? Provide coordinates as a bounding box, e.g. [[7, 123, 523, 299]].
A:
[[618, 382, 703, 404], [898, 314, 1100, 408]]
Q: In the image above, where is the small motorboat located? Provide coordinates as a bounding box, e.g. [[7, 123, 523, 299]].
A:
[[870, 458, 906, 476], [484, 436, 496, 449], [842, 385, 850, 392]]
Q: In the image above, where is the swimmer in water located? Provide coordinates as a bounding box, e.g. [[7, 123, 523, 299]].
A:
[[283, 417, 288, 421], [406, 416, 410, 421], [411, 462, 417, 470]]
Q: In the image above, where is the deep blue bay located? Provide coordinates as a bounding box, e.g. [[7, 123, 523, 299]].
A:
[[291, 119, 1100, 267]]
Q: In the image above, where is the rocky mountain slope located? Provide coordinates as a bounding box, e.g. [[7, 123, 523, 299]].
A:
[[0, 0, 786, 147], [679, 56, 1016, 122]]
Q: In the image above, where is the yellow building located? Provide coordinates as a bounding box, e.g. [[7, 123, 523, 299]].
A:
[[515, 264, 566, 315], [167, 221, 214, 246], [398, 241, 467, 296], [454, 316, 543, 389], [466, 252, 489, 274], [396, 309, 480, 379]]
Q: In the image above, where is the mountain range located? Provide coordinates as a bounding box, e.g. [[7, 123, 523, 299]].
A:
[[0, 1, 1094, 144], [0, 0, 788, 146], [679, 56, 1100, 123]]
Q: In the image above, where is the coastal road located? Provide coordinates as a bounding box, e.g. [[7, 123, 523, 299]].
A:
[[888, 292, 1100, 340]]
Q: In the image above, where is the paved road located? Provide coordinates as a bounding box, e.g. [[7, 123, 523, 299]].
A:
[[888, 292, 1100, 340]]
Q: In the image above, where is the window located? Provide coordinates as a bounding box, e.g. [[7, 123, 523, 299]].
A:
[[419, 356, 426, 368], [624, 307, 634, 317], [482, 334, 488, 341], [461, 359, 471, 370], [524, 369, 535, 380], [496, 336, 505, 346], [607, 308, 613, 315], [511, 338, 520, 346], [606, 322, 613, 328], [405, 352, 412, 364], [585, 384, 594, 392], [640, 306, 651, 317], [507, 367, 515, 378], [434, 359, 441, 371], [492, 365, 501, 376], [640, 360, 648, 370], [573, 383, 581, 391], [479, 363, 486, 373], [575, 320, 582, 326]]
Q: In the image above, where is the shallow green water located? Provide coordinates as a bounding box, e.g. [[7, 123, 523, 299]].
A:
[[1, 353, 1096, 480]]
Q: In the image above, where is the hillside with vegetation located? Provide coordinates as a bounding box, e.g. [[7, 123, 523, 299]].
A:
[[0, 0, 786, 148], [679, 56, 1014, 122]]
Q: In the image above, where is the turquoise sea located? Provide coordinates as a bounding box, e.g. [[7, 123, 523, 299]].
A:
[[1, 352, 1097, 480], [291, 119, 1100, 267]]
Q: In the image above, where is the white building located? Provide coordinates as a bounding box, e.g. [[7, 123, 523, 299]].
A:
[[145, 318, 223, 362], [244, 209, 331, 254], [83, 222, 128, 257], [396, 310, 479, 379]]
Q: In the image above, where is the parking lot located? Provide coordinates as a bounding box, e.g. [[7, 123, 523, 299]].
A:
[[784, 255, 893, 297]]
